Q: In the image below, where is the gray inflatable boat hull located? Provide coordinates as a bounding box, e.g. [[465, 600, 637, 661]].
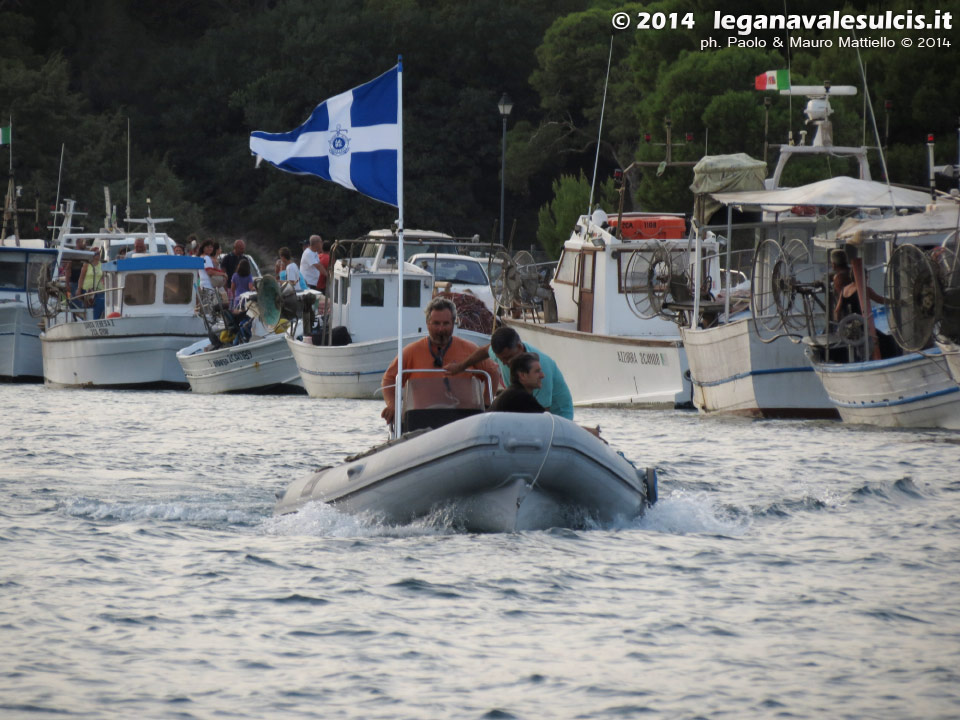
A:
[[274, 412, 652, 532]]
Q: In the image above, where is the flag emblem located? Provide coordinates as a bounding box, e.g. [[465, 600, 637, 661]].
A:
[[328, 125, 350, 156]]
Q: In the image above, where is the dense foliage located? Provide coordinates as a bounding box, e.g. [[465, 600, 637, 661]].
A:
[[0, 0, 955, 261]]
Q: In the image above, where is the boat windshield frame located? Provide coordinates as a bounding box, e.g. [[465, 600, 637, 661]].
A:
[[381, 368, 495, 405]]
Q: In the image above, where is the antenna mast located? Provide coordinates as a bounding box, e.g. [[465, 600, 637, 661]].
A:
[[588, 35, 614, 215], [126, 117, 131, 220]]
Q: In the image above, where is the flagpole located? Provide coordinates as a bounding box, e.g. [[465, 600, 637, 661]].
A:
[[393, 57, 405, 440], [8, 116, 12, 174]]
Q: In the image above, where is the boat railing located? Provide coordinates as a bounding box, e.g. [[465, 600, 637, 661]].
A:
[[47, 283, 124, 325], [663, 245, 756, 330]]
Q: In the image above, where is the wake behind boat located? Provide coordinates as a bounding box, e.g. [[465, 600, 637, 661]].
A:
[[274, 375, 657, 532]]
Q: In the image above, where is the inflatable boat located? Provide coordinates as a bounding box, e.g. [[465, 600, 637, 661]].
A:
[[275, 376, 656, 532]]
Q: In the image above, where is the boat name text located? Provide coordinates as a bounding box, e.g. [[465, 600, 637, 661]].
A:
[[84, 319, 116, 337], [210, 350, 254, 367], [617, 351, 667, 366]]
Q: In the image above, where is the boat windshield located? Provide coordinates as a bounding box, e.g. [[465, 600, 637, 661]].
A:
[[414, 258, 488, 285], [402, 375, 486, 412], [400, 374, 488, 432]]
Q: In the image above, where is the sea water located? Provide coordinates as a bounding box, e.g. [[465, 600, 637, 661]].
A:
[[1, 383, 959, 719]]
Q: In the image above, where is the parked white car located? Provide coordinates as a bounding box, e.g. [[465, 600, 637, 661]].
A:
[[408, 253, 496, 313]]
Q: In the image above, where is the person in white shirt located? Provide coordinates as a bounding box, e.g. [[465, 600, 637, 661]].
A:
[[279, 247, 301, 287], [198, 239, 216, 289], [299, 234, 324, 289]]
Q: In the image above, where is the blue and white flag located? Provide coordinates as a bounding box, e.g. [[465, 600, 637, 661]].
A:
[[250, 64, 400, 206]]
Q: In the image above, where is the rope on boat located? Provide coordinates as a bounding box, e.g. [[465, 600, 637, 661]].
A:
[[529, 413, 557, 489]]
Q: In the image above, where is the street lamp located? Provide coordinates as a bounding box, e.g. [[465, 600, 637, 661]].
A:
[[498, 92, 513, 249]]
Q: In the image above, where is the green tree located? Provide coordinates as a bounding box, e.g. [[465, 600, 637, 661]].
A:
[[537, 171, 617, 258]]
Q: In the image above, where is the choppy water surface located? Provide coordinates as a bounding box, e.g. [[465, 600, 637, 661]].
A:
[[2, 383, 959, 719]]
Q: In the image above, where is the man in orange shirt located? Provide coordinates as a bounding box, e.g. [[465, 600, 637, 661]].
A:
[[381, 297, 500, 427]]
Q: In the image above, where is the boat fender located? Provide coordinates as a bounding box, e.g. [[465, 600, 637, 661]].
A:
[[643, 467, 658, 506]]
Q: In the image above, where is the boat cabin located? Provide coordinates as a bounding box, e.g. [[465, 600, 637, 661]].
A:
[[0, 239, 95, 304], [327, 247, 434, 344], [100, 255, 204, 318], [551, 212, 720, 337], [0, 240, 60, 302]]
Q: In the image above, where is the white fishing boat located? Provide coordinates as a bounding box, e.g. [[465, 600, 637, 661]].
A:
[[803, 197, 960, 429], [0, 237, 92, 381], [41, 254, 207, 388], [809, 348, 959, 429], [275, 374, 657, 531], [179, 333, 298, 394], [40, 204, 208, 389], [176, 277, 311, 395], [675, 150, 835, 418], [503, 211, 702, 408], [689, 179, 932, 419], [674, 83, 895, 418], [288, 231, 488, 399], [681, 316, 832, 417]]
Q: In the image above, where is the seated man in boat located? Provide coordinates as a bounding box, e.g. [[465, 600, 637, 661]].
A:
[[380, 296, 500, 427], [444, 325, 574, 420]]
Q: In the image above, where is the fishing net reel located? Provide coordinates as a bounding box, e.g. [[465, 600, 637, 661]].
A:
[[885, 243, 941, 352], [29, 262, 68, 319], [492, 250, 541, 312], [934, 240, 960, 345], [836, 312, 866, 347], [623, 244, 689, 320], [750, 237, 824, 343]]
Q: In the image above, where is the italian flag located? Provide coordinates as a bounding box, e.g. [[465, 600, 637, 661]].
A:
[[755, 70, 790, 91]]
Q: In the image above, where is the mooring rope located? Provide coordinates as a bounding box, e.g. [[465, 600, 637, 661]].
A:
[[529, 413, 558, 489]]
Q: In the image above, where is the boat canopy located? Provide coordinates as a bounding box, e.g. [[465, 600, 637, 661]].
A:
[[710, 176, 932, 211], [835, 197, 960, 241], [689, 153, 767, 224]]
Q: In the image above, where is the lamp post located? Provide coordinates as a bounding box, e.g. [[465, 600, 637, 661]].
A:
[[498, 93, 513, 250]]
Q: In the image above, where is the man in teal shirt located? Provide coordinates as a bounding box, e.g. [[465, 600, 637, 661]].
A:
[[446, 326, 575, 420]]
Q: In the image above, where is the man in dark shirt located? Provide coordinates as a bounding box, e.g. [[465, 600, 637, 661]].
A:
[[221, 239, 246, 283], [489, 352, 547, 414]]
